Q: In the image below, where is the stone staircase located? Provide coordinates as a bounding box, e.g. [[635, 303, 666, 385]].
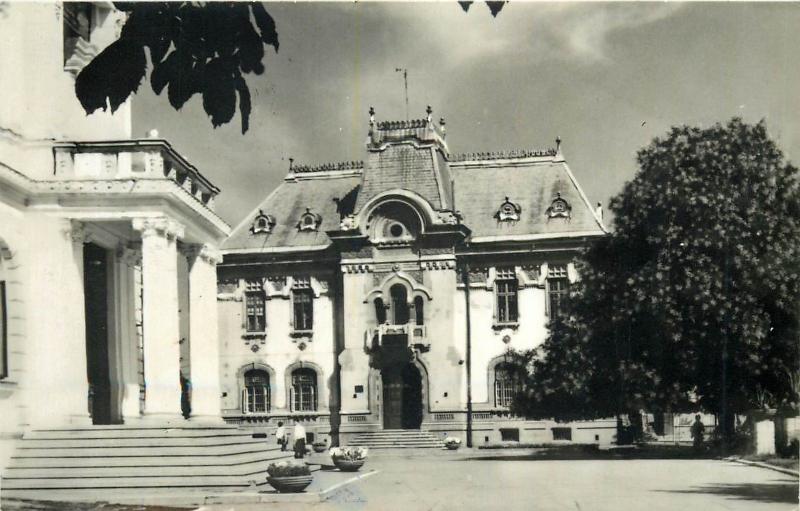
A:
[[1, 424, 290, 504], [349, 429, 445, 449]]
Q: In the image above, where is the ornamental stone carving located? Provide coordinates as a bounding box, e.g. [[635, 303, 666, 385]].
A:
[[546, 193, 571, 220], [132, 217, 185, 240], [495, 197, 522, 222]]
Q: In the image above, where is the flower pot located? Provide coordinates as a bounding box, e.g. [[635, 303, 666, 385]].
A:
[[312, 443, 328, 453], [266, 475, 313, 493], [445, 443, 460, 450], [333, 458, 366, 472]]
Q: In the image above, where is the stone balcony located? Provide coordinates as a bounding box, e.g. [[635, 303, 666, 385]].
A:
[[367, 323, 429, 351], [52, 138, 220, 211]]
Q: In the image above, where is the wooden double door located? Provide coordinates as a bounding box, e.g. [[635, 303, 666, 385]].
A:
[[382, 363, 423, 429]]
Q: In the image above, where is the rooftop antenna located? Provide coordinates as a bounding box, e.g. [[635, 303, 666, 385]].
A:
[[395, 67, 408, 121]]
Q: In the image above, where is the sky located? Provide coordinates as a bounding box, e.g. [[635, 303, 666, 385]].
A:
[[132, 2, 800, 228]]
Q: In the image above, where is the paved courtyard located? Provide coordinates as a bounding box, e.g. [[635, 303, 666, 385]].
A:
[[206, 450, 799, 511]]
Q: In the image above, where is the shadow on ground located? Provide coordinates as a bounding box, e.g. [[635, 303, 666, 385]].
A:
[[458, 445, 721, 462], [654, 481, 799, 504], [1, 499, 190, 511]]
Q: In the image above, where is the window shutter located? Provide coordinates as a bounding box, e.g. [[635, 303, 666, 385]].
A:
[[289, 386, 294, 412], [241, 388, 246, 414]]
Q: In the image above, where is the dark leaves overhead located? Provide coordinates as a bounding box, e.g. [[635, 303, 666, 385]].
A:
[[486, 1, 507, 17], [458, 1, 473, 13], [76, 2, 280, 134], [75, 38, 147, 114]]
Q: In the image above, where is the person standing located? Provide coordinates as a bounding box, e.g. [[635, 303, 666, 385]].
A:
[[293, 421, 307, 459], [275, 421, 287, 452], [690, 415, 705, 451]]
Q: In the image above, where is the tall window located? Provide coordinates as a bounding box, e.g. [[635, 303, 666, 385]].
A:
[[494, 362, 520, 408], [547, 265, 569, 319], [374, 298, 387, 324], [292, 368, 317, 412], [243, 369, 270, 413], [63, 2, 92, 64], [495, 267, 518, 324], [0, 281, 6, 380], [292, 277, 313, 331], [414, 296, 424, 325], [390, 284, 409, 324], [244, 281, 265, 332]]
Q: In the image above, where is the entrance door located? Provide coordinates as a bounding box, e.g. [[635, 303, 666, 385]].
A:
[[382, 363, 423, 429], [83, 242, 112, 425]]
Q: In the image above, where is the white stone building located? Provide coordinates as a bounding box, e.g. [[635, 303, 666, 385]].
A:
[[218, 109, 617, 447]]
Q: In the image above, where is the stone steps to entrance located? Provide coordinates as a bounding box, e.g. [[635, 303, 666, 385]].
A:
[[349, 429, 445, 449], [1, 425, 290, 502]]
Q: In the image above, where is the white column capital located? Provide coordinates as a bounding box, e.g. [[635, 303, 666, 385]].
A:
[[115, 243, 142, 267], [182, 244, 223, 265], [132, 217, 185, 241], [64, 220, 92, 244]]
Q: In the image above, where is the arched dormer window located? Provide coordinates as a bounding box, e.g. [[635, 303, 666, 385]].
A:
[[297, 208, 322, 231], [251, 210, 276, 234], [390, 284, 409, 325], [291, 368, 317, 412], [242, 369, 270, 413], [414, 296, 424, 325]]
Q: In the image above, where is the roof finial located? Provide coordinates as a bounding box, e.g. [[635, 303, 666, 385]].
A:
[[439, 117, 446, 138], [555, 136, 562, 152], [289, 157, 294, 170], [426, 105, 433, 124], [369, 106, 375, 125]]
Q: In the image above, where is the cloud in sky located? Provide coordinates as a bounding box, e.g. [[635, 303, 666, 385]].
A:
[[132, 2, 800, 227]]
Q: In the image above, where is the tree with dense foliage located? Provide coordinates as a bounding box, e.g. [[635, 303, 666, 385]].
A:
[[510, 118, 800, 441], [76, 2, 279, 134]]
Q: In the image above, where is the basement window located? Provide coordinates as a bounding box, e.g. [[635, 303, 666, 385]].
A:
[[500, 428, 520, 442]]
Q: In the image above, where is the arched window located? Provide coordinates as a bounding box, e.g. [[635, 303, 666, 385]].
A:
[[494, 362, 520, 408], [374, 298, 387, 324], [414, 296, 424, 325], [291, 368, 317, 412], [390, 284, 409, 325], [243, 369, 270, 413]]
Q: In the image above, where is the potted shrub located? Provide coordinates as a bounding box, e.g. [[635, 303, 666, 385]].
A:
[[444, 437, 461, 450], [266, 461, 313, 493], [312, 439, 328, 453], [330, 446, 368, 472]]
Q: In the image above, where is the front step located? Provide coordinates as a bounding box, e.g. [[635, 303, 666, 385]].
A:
[[1, 424, 291, 503], [348, 429, 444, 449]]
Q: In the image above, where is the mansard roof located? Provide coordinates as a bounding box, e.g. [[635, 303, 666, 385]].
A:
[[223, 109, 606, 253]]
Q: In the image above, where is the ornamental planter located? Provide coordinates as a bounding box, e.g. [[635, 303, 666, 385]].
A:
[[333, 458, 366, 472], [445, 443, 460, 450], [266, 475, 314, 493], [312, 442, 328, 453]]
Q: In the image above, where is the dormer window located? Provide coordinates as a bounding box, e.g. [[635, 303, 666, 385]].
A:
[[298, 208, 322, 231], [546, 193, 571, 219], [495, 197, 521, 222], [251, 210, 275, 234]]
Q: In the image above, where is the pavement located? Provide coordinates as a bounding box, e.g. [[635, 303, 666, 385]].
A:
[[198, 448, 799, 511]]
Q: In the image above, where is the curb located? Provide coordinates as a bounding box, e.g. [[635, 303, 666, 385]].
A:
[[724, 457, 800, 478]]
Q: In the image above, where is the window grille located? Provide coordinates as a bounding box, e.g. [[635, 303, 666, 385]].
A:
[[244, 283, 265, 332], [495, 268, 518, 323], [291, 369, 317, 411], [242, 369, 270, 413], [547, 276, 569, 319], [293, 288, 313, 331], [494, 362, 520, 408], [547, 264, 568, 279], [552, 427, 572, 441]]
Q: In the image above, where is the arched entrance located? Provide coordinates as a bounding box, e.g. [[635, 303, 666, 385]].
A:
[[382, 362, 422, 429]]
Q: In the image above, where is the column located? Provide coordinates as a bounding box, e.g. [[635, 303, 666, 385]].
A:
[[186, 244, 224, 422], [116, 244, 142, 421], [132, 217, 184, 422]]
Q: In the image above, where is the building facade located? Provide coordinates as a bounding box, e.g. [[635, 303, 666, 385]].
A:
[[0, 2, 229, 474], [218, 109, 616, 446]]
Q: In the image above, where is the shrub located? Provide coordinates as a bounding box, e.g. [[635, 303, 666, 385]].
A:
[[330, 446, 368, 461], [267, 461, 311, 477]]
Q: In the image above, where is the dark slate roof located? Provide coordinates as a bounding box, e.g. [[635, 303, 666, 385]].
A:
[[450, 157, 605, 242], [223, 172, 360, 251], [223, 152, 605, 252]]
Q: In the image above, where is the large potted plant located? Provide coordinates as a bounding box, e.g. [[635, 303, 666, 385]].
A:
[[330, 446, 369, 472], [266, 461, 313, 493], [444, 437, 461, 450]]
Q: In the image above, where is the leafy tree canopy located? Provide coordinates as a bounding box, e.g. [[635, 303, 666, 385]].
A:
[[511, 119, 800, 428], [76, 2, 279, 134]]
